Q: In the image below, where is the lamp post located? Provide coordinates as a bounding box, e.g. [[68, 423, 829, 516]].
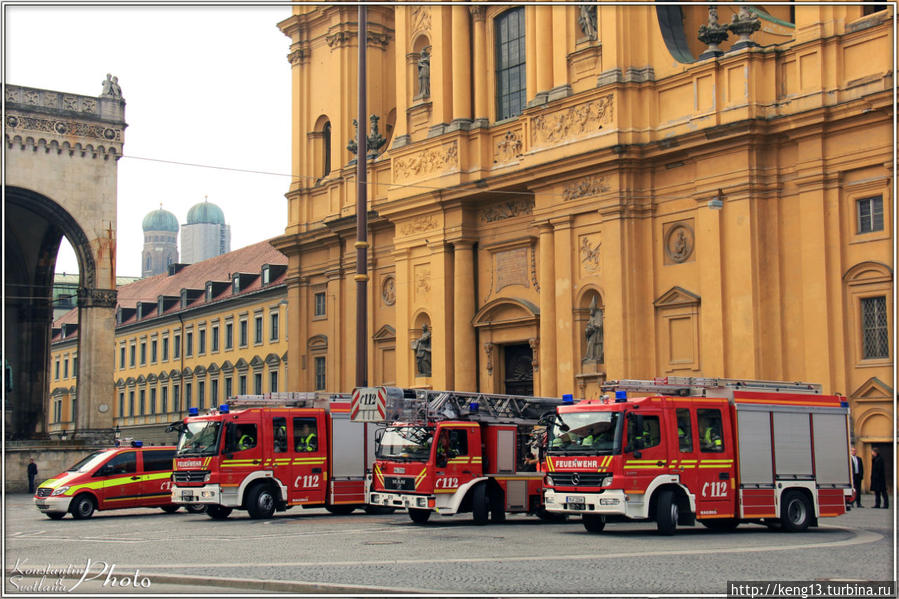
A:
[[355, 4, 368, 389]]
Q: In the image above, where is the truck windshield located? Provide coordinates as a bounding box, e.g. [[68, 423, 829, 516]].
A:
[[376, 425, 434, 461], [547, 411, 621, 455], [176, 421, 222, 456], [66, 451, 112, 473]]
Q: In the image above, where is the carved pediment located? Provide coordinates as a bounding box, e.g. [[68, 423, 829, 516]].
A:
[[265, 353, 281, 366], [207, 362, 220, 374], [146, 374, 158, 384], [115, 378, 125, 387], [194, 365, 207, 377], [234, 358, 249, 371], [373, 324, 396, 341], [182, 367, 193, 377], [308, 335, 328, 351], [843, 261, 892, 284], [473, 298, 539, 328], [849, 377, 893, 400], [136, 375, 147, 385], [653, 286, 700, 308], [220, 360, 234, 373], [250, 355, 265, 369]]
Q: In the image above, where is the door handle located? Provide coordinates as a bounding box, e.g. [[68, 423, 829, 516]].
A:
[[719, 472, 730, 480], [656, 461, 665, 466], [462, 470, 472, 475], [130, 476, 141, 480], [312, 468, 322, 473], [252, 460, 261, 465]]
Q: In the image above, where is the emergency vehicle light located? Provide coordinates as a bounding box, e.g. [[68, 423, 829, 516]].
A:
[[219, 404, 230, 414], [615, 390, 627, 402], [188, 407, 199, 416], [840, 401, 849, 408], [131, 441, 143, 447], [562, 394, 574, 403], [469, 402, 479, 412]]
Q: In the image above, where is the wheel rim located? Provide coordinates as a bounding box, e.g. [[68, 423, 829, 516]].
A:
[[788, 498, 805, 524], [258, 492, 274, 513], [670, 502, 678, 526], [78, 500, 92, 517]]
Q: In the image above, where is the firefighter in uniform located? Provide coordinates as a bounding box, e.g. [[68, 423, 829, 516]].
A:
[[238, 432, 255, 450], [297, 425, 317, 452]]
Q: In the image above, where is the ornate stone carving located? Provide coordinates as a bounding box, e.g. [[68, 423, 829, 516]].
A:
[[6, 114, 123, 144], [381, 276, 396, 306], [579, 235, 601, 273], [582, 296, 604, 363], [578, 4, 597, 41], [78, 287, 118, 308], [728, 5, 761, 49], [531, 94, 614, 146], [394, 141, 458, 180], [563, 175, 609, 201], [414, 265, 431, 299], [399, 215, 437, 236], [325, 29, 391, 49], [528, 337, 539, 371], [494, 130, 523, 163], [469, 6, 485, 22], [480, 198, 534, 223], [664, 222, 695, 264], [698, 5, 730, 59], [483, 342, 495, 375], [326, 30, 352, 48], [410, 5, 431, 36], [287, 46, 308, 65]]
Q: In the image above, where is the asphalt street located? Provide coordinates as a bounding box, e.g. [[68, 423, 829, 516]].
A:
[[4, 493, 896, 595]]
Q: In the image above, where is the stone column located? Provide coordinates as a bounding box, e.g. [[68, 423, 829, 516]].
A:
[[525, 7, 538, 104], [392, 7, 410, 147], [453, 241, 477, 391], [696, 198, 726, 376], [549, 5, 572, 101], [552, 217, 575, 394], [393, 248, 412, 385], [470, 6, 488, 126], [537, 224, 558, 397], [429, 242, 454, 390], [75, 288, 117, 442], [450, 5, 472, 129], [531, 5, 553, 106]]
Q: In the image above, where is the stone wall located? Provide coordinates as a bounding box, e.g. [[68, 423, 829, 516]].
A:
[[5, 442, 107, 493]]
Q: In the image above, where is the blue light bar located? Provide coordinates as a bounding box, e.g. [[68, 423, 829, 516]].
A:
[[219, 404, 230, 414], [562, 394, 574, 403], [188, 407, 199, 416], [469, 402, 479, 412], [131, 440, 143, 448], [615, 390, 627, 402], [840, 401, 849, 408]]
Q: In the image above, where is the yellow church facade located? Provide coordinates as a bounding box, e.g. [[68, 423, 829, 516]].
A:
[[274, 4, 893, 477]]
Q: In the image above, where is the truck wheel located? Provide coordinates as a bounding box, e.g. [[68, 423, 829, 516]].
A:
[[780, 491, 811, 532], [160, 505, 180, 514], [364, 506, 395, 515], [206, 505, 233, 520], [408, 508, 431, 524], [325, 505, 356, 515], [46, 512, 66, 520], [185, 504, 207, 514], [700, 518, 739, 531], [583, 514, 606, 532], [536, 508, 568, 522], [489, 489, 506, 523], [656, 489, 678, 535], [472, 483, 489, 525], [70, 494, 95, 520], [247, 485, 276, 519]]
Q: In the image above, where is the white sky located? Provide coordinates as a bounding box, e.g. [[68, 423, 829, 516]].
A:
[[5, 3, 293, 277]]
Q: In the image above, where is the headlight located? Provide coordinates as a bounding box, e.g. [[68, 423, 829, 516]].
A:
[[50, 486, 70, 496], [203, 473, 211, 483], [544, 475, 553, 486]]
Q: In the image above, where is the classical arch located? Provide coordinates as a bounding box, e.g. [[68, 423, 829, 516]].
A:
[[5, 83, 124, 441]]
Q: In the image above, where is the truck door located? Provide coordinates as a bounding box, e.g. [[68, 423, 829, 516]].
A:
[[669, 405, 700, 495], [96, 451, 141, 509], [433, 424, 481, 496], [694, 404, 737, 518], [623, 411, 668, 493], [139, 448, 175, 505], [290, 414, 327, 505], [225, 418, 262, 489]]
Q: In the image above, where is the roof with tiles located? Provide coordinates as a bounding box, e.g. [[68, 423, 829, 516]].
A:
[[51, 240, 287, 343]]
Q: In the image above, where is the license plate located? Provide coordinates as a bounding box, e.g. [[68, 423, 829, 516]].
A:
[[567, 495, 585, 504], [181, 493, 195, 502]]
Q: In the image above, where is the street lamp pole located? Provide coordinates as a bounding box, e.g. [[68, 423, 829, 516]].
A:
[[355, 5, 368, 388]]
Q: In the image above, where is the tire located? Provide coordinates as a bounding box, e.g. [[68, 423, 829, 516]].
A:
[[656, 489, 678, 535], [780, 490, 811, 532], [160, 505, 180, 514], [700, 518, 739, 531], [408, 508, 431, 524], [46, 512, 66, 520], [471, 483, 489, 525], [206, 505, 233, 520], [535, 508, 568, 522], [489, 489, 506, 523], [246, 485, 277, 519], [583, 513, 606, 532], [364, 505, 396, 515], [185, 504, 207, 514], [325, 505, 356, 515], [70, 494, 95, 520]]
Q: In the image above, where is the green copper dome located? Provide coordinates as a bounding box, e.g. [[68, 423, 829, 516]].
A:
[[142, 207, 179, 232], [186, 200, 225, 225]]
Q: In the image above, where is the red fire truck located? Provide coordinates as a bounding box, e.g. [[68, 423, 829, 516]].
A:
[[352, 386, 568, 525], [542, 377, 853, 535], [171, 393, 379, 519]]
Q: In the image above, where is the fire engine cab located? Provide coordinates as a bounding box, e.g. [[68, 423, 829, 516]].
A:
[[171, 393, 379, 519], [352, 386, 569, 525], [543, 377, 853, 534]]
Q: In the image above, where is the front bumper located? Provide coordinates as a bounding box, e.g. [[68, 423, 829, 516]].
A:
[[368, 491, 433, 511], [34, 495, 72, 514], [173, 484, 239, 507], [544, 488, 639, 517]]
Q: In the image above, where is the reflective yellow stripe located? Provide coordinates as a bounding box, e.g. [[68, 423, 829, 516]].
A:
[[414, 468, 428, 489]]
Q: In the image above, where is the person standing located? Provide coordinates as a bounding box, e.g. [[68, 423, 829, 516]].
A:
[[870, 447, 888, 509], [27, 458, 38, 494], [851, 447, 864, 508]]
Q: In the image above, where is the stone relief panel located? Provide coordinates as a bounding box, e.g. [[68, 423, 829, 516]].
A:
[[410, 5, 431, 37], [381, 275, 396, 306], [479, 198, 534, 223], [413, 264, 431, 301], [494, 130, 523, 164], [531, 94, 614, 147], [393, 141, 458, 182], [563, 175, 610, 201], [579, 234, 601, 275], [663, 220, 695, 265], [398, 215, 438, 236]]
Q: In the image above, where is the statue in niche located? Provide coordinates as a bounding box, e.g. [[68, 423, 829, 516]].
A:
[[416, 47, 431, 99], [411, 323, 432, 376], [578, 4, 597, 41], [583, 296, 604, 363]]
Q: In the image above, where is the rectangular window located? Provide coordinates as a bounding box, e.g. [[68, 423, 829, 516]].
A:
[[698, 409, 725, 453], [185, 382, 192, 409], [254, 315, 263, 344], [273, 417, 288, 453], [185, 332, 193, 357], [150, 387, 157, 415], [254, 372, 262, 394], [294, 417, 319, 453], [143, 449, 175, 472], [212, 325, 220, 352], [240, 319, 248, 347], [225, 377, 233, 399], [270, 371, 278, 393], [151, 339, 158, 363], [162, 337, 169, 362], [198, 329, 206, 355], [676, 408, 693, 453], [314, 292, 326, 317], [118, 392, 125, 418], [495, 7, 526, 121], [173, 334, 181, 359], [861, 296, 889, 359], [225, 322, 234, 349], [857, 195, 884, 234], [73, 356, 78, 375], [139, 389, 146, 416], [239, 374, 247, 395], [211, 379, 219, 406], [129, 391, 135, 416], [627, 414, 661, 450], [140, 342, 146, 365], [64, 359, 68, 378], [270, 313, 279, 341], [173, 384, 181, 413], [161, 386, 169, 414], [55, 361, 60, 380], [198, 381, 205, 409], [314, 357, 326, 391], [120, 346, 126, 369], [130, 344, 136, 367]]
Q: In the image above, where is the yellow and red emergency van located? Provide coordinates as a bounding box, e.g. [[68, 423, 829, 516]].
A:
[[33, 443, 179, 519]]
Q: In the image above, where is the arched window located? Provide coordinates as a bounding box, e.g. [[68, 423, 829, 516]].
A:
[[495, 7, 526, 120], [145, 254, 151, 270], [322, 121, 331, 177]]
